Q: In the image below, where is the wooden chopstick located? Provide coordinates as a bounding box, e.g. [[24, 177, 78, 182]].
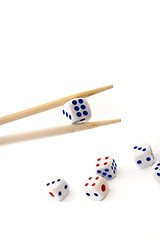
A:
[[0, 85, 113, 125], [0, 118, 121, 146]]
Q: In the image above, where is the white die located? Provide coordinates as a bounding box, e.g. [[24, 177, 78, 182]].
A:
[[133, 143, 155, 168], [46, 178, 69, 201], [84, 176, 109, 200], [62, 98, 91, 124], [153, 161, 160, 183], [95, 156, 117, 180]]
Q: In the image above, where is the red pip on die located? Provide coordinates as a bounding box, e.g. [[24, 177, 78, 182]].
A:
[[84, 176, 109, 200]]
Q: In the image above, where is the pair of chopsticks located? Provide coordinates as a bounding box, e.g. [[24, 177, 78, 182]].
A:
[[0, 85, 121, 146]]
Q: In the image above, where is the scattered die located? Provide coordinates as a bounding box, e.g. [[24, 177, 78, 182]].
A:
[[153, 161, 160, 183], [133, 143, 155, 168], [46, 178, 69, 201], [62, 98, 91, 124], [84, 176, 109, 200], [96, 156, 117, 180]]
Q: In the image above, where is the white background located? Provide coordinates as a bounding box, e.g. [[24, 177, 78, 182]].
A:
[[0, 1, 160, 240]]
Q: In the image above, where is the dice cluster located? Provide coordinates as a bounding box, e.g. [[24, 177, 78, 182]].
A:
[[133, 143, 160, 183], [45, 100, 160, 202], [46, 98, 118, 201], [46, 155, 118, 201], [84, 155, 118, 200]]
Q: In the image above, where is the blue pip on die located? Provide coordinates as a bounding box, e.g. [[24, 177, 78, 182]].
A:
[[133, 143, 155, 168], [62, 98, 91, 124]]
